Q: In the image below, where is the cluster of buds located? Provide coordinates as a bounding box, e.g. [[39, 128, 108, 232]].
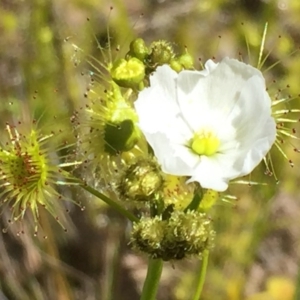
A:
[[110, 38, 194, 90], [129, 38, 194, 72], [117, 158, 216, 259], [130, 210, 215, 260]]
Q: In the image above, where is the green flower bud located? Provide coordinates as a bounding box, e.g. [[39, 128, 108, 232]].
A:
[[168, 210, 215, 258], [149, 40, 175, 65], [130, 211, 215, 261], [111, 58, 145, 88], [118, 159, 163, 202], [131, 216, 166, 259], [178, 52, 194, 69], [170, 59, 183, 72], [170, 52, 194, 72], [104, 119, 140, 155], [129, 38, 149, 61]]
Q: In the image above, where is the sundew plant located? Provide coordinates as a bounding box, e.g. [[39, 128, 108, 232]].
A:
[[0, 2, 300, 300]]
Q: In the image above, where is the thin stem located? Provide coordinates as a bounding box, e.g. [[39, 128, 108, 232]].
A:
[[191, 250, 210, 300], [80, 184, 139, 223], [295, 263, 300, 300], [184, 191, 203, 212], [141, 258, 163, 300]]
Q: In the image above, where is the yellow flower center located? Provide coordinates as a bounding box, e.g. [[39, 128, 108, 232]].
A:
[[190, 129, 220, 156]]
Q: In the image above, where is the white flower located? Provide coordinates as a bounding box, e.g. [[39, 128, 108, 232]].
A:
[[134, 58, 276, 192]]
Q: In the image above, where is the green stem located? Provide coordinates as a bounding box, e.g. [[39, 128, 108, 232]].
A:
[[141, 258, 163, 300], [191, 250, 210, 300], [295, 262, 300, 300], [80, 184, 139, 223]]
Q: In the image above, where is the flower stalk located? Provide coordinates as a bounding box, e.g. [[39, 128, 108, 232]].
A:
[[140, 258, 163, 300], [191, 250, 210, 300]]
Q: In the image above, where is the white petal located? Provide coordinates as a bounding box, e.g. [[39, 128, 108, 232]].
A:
[[234, 117, 276, 175], [204, 59, 219, 73], [221, 76, 276, 176], [176, 58, 266, 132], [134, 65, 179, 133], [187, 156, 233, 191], [145, 132, 200, 175]]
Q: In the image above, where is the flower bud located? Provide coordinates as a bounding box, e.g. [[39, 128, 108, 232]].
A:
[[117, 159, 163, 202], [178, 52, 194, 69], [170, 59, 183, 72], [111, 57, 145, 88], [129, 38, 149, 61], [170, 51, 194, 72], [168, 210, 215, 258], [130, 216, 166, 258], [149, 40, 175, 65], [130, 210, 215, 260]]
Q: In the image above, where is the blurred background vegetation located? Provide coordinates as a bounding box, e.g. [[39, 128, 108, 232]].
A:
[[0, 0, 300, 299]]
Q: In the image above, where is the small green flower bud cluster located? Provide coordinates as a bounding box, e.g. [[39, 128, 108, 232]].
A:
[[117, 159, 163, 202], [147, 40, 194, 72], [130, 210, 215, 260], [148, 40, 194, 72], [170, 51, 194, 72], [124, 38, 194, 77]]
